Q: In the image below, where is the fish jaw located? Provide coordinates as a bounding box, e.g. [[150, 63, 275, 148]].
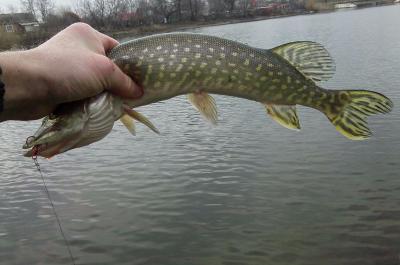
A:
[[23, 93, 123, 158], [23, 103, 89, 158]]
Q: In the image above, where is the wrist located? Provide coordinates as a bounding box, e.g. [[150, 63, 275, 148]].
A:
[[0, 49, 50, 121]]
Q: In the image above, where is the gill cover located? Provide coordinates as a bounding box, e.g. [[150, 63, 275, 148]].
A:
[[23, 93, 122, 158]]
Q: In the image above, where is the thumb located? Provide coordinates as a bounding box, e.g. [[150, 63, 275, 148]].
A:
[[104, 61, 143, 99]]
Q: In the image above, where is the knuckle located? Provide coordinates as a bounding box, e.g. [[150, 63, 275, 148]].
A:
[[68, 22, 93, 34]]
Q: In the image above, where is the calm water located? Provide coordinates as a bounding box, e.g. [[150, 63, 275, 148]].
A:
[[1, 5, 400, 265]]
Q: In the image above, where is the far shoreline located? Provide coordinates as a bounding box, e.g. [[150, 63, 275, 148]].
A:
[[108, 3, 396, 41]]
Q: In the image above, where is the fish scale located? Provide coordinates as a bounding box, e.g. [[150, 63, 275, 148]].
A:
[[23, 33, 393, 158]]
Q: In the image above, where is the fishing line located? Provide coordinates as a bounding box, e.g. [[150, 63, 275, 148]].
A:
[[31, 146, 76, 265]]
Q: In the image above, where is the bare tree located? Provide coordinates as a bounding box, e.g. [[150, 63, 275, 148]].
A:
[[36, 0, 55, 22], [223, 0, 236, 13], [20, 0, 36, 17], [152, 0, 177, 23]]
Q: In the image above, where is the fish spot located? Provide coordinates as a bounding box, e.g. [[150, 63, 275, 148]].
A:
[[244, 59, 250, 66], [184, 47, 190, 52], [181, 58, 188, 63], [232, 52, 238, 56], [268, 63, 274, 68], [220, 53, 226, 59], [200, 62, 207, 68], [173, 43, 178, 47], [191, 62, 196, 66], [220, 47, 225, 51], [250, 53, 255, 58], [158, 57, 164, 62], [239, 84, 247, 90], [277, 71, 283, 76], [228, 63, 236, 67], [149, 53, 154, 58], [206, 55, 213, 59], [195, 44, 201, 48], [222, 69, 229, 74], [176, 64, 183, 72], [173, 49, 178, 53], [156, 46, 162, 50], [233, 69, 239, 74], [209, 47, 214, 52], [142, 48, 148, 53], [215, 60, 221, 66], [160, 64, 166, 70], [170, 54, 176, 59], [195, 53, 201, 59], [168, 61, 174, 66]]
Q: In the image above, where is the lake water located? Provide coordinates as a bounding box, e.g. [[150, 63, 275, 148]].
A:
[[1, 5, 400, 265]]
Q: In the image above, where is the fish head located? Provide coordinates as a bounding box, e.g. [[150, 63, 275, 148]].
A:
[[23, 101, 89, 158]]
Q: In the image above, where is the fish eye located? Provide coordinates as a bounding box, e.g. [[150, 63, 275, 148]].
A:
[[41, 117, 49, 125], [49, 113, 57, 120]]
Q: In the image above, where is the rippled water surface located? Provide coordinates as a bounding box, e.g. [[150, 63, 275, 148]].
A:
[[1, 5, 400, 265]]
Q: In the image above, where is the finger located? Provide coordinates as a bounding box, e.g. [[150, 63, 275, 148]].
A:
[[105, 62, 143, 99], [98, 32, 119, 53]]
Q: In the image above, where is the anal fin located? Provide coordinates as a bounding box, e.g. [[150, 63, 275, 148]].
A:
[[187, 92, 218, 124], [265, 104, 301, 131], [120, 114, 136, 136], [123, 105, 160, 134]]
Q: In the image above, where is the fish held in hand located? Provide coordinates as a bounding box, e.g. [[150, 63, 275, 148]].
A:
[[23, 33, 393, 158]]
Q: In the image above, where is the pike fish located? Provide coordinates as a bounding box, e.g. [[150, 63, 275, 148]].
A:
[[23, 33, 393, 158]]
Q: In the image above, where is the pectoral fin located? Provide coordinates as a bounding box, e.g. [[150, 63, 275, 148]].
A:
[[265, 104, 301, 131], [123, 105, 160, 134], [120, 114, 136, 136], [187, 92, 218, 124]]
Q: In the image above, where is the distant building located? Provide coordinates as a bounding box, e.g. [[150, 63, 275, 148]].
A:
[[0, 13, 39, 33]]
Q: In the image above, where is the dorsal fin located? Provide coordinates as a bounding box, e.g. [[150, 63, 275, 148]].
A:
[[272, 41, 335, 82], [264, 104, 301, 131]]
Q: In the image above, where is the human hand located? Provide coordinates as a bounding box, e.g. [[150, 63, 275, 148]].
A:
[[0, 23, 142, 121]]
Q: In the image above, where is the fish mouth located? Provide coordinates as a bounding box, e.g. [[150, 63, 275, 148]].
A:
[[23, 136, 78, 158]]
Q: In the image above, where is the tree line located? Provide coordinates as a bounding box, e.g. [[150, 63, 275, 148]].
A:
[[17, 0, 299, 31]]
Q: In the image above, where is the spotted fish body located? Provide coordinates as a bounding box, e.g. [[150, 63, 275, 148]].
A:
[[23, 33, 393, 158], [113, 34, 329, 110]]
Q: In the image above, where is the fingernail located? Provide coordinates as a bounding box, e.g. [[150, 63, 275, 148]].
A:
[[130, 82, 143, 99]]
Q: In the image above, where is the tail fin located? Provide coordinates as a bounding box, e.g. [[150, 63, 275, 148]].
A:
[[324, 90, 393, 140]]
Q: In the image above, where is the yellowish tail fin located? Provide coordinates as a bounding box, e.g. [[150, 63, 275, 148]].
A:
[[324, 90, 393, 140]]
